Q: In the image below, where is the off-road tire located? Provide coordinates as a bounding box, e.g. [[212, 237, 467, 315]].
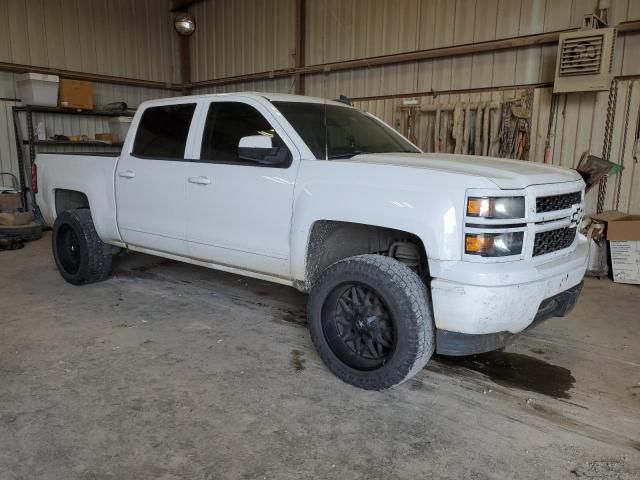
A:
[[0, 222, 43, 242], [52, 209, 112, 285], [308, 254, 434, 390]]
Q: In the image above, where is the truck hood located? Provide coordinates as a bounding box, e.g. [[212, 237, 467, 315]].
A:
[[342, 152, 583, 189]]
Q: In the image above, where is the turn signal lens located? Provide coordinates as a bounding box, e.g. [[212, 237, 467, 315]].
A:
[[465, 234, 494, 254], [465, 232, 524, 257], [466, 196, 525, 219], [466, 197, 491, 217]]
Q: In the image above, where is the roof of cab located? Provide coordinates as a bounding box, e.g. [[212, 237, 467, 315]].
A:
[[139, 92, 351, 108]]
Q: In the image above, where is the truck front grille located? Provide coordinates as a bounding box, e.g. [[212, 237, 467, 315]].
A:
[[533, 227, 576, 256], [536, 192, 581, 213]]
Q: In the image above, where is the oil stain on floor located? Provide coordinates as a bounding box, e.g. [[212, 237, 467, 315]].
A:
[[431, 352, 576, 399], [279, 309, 308, 328], [290, 349, 306, 372]]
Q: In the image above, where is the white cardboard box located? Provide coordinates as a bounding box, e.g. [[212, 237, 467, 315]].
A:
[[592, 211, 640, 285], [610, 241, 640, 285], [16, 73, 59, 107]]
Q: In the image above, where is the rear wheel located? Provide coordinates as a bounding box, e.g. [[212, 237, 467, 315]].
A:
[[52, 209, 112, 285], [308, 254, 434, 390]]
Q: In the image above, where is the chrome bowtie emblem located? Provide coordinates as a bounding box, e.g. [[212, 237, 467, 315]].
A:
[[570, 205, 583, 227]]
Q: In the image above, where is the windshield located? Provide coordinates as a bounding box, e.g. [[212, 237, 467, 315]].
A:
[[272, 101, 420, 159]]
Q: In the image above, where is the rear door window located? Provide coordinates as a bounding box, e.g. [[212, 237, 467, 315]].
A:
[[133, 103, 196, 159]]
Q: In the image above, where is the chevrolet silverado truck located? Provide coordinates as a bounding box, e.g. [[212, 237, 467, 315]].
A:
[[35, 93, 588, 390]]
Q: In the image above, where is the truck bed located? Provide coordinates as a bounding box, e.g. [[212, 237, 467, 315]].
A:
[[35, 153, 122, 245]]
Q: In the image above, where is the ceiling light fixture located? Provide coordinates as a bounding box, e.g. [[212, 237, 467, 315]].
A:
[[174, 12, 196, 36]]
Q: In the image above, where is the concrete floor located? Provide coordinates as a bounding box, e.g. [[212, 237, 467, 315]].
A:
[[1, 234, 639, 480]]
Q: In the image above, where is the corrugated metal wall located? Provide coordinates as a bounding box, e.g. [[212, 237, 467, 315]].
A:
[[188, 0, 640, 214], [303, 0, 640, 97], [0, 0, 175, 83], [186, 0, 640, 90], [188, 0, 296, 81], [0, 0, 178, 187]]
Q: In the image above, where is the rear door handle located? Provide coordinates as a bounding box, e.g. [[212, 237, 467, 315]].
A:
[[188, 176, 211, 185], [118, 170, 135, 179]]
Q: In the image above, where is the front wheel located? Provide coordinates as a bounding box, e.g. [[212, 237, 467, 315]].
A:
[[52, 209, 112, 285], [308, 254, 434, 390]]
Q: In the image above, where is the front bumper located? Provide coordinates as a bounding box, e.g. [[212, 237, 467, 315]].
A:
[[430, 233, 588, 345], [435, 282, 583, 355]]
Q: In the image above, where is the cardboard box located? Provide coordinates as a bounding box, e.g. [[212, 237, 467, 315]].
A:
[[0, 211, 33, 226], [592, 211, 640, 284], [58, 79, 93, 110], [95, 133, 117, 142], [0, 192, 23, 211]]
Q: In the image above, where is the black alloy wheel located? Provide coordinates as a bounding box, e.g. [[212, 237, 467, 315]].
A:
[[56, 224, 82, 275], [308, 254, 435, 390], [52, 209, 112, 285], [322, 283, 396, 371]]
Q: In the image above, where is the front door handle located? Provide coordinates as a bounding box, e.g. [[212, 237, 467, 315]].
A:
[[188, 176, 211, 185], [118, 170, 135, 179]]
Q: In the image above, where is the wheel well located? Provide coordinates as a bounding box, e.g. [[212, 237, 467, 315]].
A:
[[55, 190, 89, 215], [304, 220, 428, 288]]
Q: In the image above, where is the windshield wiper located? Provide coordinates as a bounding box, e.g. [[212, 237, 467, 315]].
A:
[[327, 150, 369, 160]]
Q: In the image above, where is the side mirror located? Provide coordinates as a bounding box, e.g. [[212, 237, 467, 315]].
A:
[[238, 135, 288, 165]]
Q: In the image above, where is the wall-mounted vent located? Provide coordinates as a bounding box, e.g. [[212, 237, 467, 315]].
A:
[[553, 28, 616, 93]]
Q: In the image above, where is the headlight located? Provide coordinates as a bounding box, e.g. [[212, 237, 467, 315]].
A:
[[465, 232, 524, 257], [466, 196, 525, 219]]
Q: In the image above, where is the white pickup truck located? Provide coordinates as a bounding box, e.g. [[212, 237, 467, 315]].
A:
[[35, 92, 588, 390]]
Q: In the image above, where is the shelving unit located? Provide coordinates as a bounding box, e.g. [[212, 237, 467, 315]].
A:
[[11, 105, 134, 210]]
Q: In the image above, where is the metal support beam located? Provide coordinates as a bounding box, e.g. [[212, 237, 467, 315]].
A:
[[172, 0, 193, 94], [184, 29, 575, 89], [293, 0, 306, 94], [617, 19, 640, 32], [298, 30, 570, 74], [350, 82, 554, 102], [179, 36, 192, 95], [0, 62, 181, 91], [170, 0, 205, 12]]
